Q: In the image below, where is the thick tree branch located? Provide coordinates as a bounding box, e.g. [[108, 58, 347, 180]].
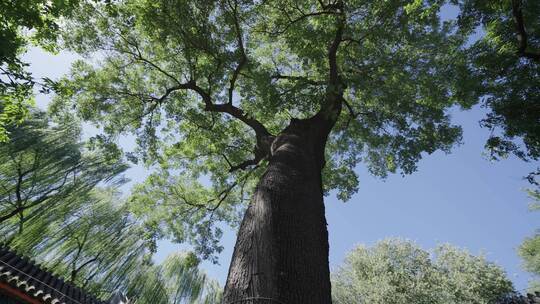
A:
[[200, 95, 271, 138], [512, 0, 540, 62], [114, 12, 275, 169], [314, 0, 345, 124], [118, 78, 274, 171], [328, 2, 344, 88]]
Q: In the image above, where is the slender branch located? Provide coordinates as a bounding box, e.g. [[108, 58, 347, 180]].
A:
[[0, 163, 81, 224], [71, 228, 91, 281], [512, 0, 540, 62], [72, 256, 100, 281], [174, 182, 235, 212], [343, 99, 357, 129], [120, 38, 183, 84], [340, 5, 399, 51], [271, 74, 324, 85], [342, 99, 372, 129], [226, 0, 248, 105], [82, 269, 100, 290]]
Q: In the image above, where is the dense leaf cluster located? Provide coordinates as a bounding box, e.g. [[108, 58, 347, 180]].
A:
[[332, 239, 515, 304]]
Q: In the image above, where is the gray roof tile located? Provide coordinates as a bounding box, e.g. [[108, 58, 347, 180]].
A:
[[0, 246, 106, 304]]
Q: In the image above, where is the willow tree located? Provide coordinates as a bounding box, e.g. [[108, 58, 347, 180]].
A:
[[7, 187, 148, 297], [124, 252, 222, 304], [0, 109, 126, 237], [9, 187, 222, 303], [53, 0, 472, 302]]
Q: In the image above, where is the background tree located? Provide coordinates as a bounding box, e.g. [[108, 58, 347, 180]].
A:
[[0, 107, 222, 302], [0, 109, 127, 238], [8, 188, 150, 296], [51, 0, 477, 302], [7, 186, 222, 303], [518, 190, 540, 291], [332, 239, 514, 304]]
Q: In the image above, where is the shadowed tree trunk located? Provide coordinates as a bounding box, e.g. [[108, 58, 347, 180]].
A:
[[223, 115, 336, 304], [223, 7, 344, 300]]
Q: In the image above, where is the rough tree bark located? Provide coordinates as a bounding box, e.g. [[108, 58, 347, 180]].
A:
[[223, 4, 344, 302], [223, 113, 338, 304]]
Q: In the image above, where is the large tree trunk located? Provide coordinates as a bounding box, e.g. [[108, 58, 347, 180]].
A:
[[223, 116, 332, 304]]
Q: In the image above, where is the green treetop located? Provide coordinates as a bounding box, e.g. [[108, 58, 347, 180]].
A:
[[52, 0, 471, 260], [332, 239, 515, 304]]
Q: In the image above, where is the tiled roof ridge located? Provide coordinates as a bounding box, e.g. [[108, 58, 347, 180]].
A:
[[0, 245, 106, 304]]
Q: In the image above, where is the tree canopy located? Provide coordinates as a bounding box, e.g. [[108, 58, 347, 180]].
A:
[[2, 0, 537, 301], [0, 109, 127, 237], [50, 0, 479, 260], [332, 239, 515, 304], [456, 0, 539, 163]]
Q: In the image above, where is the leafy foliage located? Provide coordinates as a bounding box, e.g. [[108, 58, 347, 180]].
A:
[[456, 0, 540, 162], [8, 188, 148, 296], [7, 187, 221, 303], [520, 234, 540, 291], [51, 0, 472, 259], [0, 0, 80, 141], [1, 110, 221, 302], [128, 168, 260, 262], [0, 109, 127, 237], [518, 190, 540, 291], [332, 238, 514, 304]]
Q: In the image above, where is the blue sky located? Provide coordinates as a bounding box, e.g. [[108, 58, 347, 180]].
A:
[[24, 9, 539, 291]]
